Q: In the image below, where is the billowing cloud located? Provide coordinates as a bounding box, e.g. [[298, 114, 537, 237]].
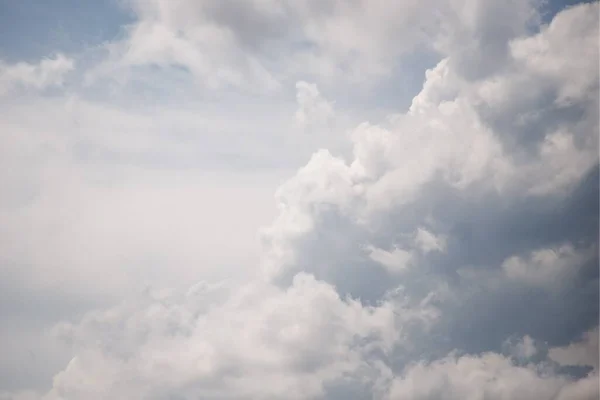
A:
[[0, 0, 598, 399], [388, 352, 599, 400], [40, 274, 431, 399]]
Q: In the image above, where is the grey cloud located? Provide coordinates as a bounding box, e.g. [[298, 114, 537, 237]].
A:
[[434, 0, 540, 80]]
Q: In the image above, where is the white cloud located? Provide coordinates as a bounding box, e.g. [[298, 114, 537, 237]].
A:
[[0, 165, 282, 296], [414, 227, 446, 254], [527, 130, 598, 196], [432, 0, 540, 80], [0, 55, 74, 94], [295, 81, 334, 129], [258, 4, 599, 308], [94, 0, 532, 90], [0, 93, 300, 296], [367, 245, 413, 274], [388, 352, 599, 400], [411, 3, 599, 196], [100, 0, 560, 92], [261, 84, 508, 281], [40, 273, 413, 400], [366, 227, 445, 274], [504, 335, 538, 360], [510, 2, 599, 105], [549, 327, 599, 370], [502, 243, 593, 289], [0, 93, 292, 391]]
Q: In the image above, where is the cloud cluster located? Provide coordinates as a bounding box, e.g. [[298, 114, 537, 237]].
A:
[[0, 0, 598, 399], [40, 275, 421, 399], [89, 0, 550, 92]]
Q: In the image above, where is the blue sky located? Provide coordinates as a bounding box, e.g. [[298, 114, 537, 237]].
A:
[[0, 1, 598, 399], [0, 0, 131, 62]]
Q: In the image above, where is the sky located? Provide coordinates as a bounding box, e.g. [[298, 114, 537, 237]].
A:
[[0, 0, 598, 399]]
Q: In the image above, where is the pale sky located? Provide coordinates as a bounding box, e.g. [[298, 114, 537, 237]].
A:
[[0, 1, 598, 399]]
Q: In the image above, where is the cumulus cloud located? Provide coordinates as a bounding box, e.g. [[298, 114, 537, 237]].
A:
[[502, 243, 594, 289], [41, 274, 423, 400], [90, 0, 552, 91], [502, 244, 595, 288], [93, 0, 433, 88], [549, 327, 599, 370], [510, 3, 599, 105], [388, 352, 599, 400], [0, 0, 598, 399], [259, 1, 598, 291], [0, 55, 74, 94]]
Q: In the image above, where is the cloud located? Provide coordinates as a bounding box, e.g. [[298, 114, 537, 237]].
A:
[[105, 0, 427, 87], [388, 352, 599, 400], [295, 81, 334, 130], [0, 54, 74, 94], [432, 0, 540, 80], [259, 1, 598, 292], [0, 94, 292, 391], [367, 245, 413, 274], [502, 243, 595, 289], [510, 2, 599, 105], [414, 227, 446, 254], [549, 327, 599, 370], [41, 274, 420, 400], [503, 335, 538, 360], [0, 1, 598, 399], [96, 0, 563, 94], [93, 0, 543, 91], [366, 227, 446, 274]]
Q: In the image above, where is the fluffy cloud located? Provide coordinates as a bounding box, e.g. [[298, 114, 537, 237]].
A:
[[388, 352, 599, 400], [0, 55, 74, 95], [367, 245, 413, 274], [95, 0, 430, 88], [502, 243, 595, 289], [1, 1, 598, 399], [91, 0, 549, 91], [549, 327, 599, 370], [260, 1, 598, 288], [40, 274, 427, 400]]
